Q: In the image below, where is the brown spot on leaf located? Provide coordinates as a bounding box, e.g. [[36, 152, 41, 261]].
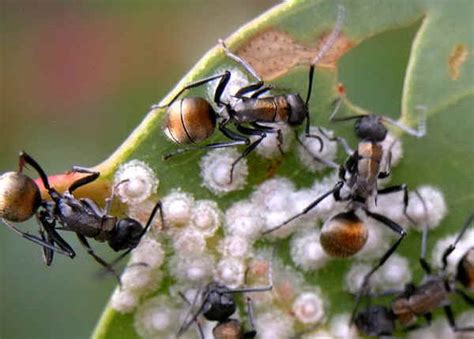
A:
[[237, 29, 354, 81], [448, 44, 468, 80]]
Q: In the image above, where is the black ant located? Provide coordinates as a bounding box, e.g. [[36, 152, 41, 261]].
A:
[[263, 85, 426, 305], [354, 212, 474, 336], [177, 254, 274, 338], [0, 151, 163, 282], [151, 5, 346, 181]]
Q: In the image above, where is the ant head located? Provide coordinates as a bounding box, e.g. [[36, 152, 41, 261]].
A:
[[108, 217, 143, 251], [0, 171, 42, 222], [286, 94, 307, 125], [354, 115, 387, 142], [355, 305, 395, 336], [202, 282, 236, 322], [165, 97, 216, 144]]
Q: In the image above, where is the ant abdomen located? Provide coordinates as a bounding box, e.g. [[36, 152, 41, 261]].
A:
[[164, 97, 216, 144], [0, 171, 41, 222], [212, 319, 242, 339], [457, 247, 474, 291], [320, 211, 368, 257]]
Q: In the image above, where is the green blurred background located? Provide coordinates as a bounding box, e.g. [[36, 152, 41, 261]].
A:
[[0, 2, 277, 338]]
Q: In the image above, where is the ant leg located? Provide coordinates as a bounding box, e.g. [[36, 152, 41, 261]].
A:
[[229, 134, 265, 183], [1, 217, 74, 257], [377, 184, 415, 225], [295, 131, 339, 169], [378, 139, 398, 179], [262, 181, 344, 235], [411, 190, 432, 274], [403, 313, 432, 332], [455, 288, 474, 305], [300, 68, 325, 152], [18, 151, 52, 191], [441, 212, 474, 270], [163, 120, 249, 160], [444, 305, 474, 332], [243, 297, 257, 338], [317, 127, 354, 156], [37, 211, 76, 258], [163, 140, 247, 160], [250, 85, 273, 98], [38, 227, 54, 266], [76, 233, 121, 285], [219, 39, 262, 82], [234, 81, 265, 98], [68, 166, 100, 194], [103, 179, 130, 215], [152, 71, 231, 109], [178, 287, 209, 337], [351, 209, 406, 324], [141, 200, 164, 235], [232, 123, 288, 181], [178, 292, 205, 339]]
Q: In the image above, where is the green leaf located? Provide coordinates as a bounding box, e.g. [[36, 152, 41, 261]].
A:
[[86, 0, 473, 337]]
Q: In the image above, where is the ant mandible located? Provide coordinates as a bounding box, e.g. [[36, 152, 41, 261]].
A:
[[152, 5, 346, 181], [0, 152, 163, 282], [354, 212, 474, 336]]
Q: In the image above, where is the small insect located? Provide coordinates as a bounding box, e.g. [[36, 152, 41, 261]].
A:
[[263, 85, 426, 304], [354, 212, 474, 336], [0, 151, 163, 281], [178, 255, 274, 338], [152, 5, 346, 181]]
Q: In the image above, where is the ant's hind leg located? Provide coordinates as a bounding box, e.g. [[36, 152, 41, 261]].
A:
[[351, 210, 406, 324], [68, 166, 100, 194], [441, 212, 474, 270], [444, 305, 474, 332], [1, 218, 75, 258]]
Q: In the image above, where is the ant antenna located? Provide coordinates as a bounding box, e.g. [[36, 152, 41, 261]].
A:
[[380, 105, 427, 138], [312, 4, 346, 66], [305, 4, 346, 107]]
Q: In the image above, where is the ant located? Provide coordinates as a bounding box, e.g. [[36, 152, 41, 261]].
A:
[[151, 5, 346, 181], [354, 212, 474, 336], [0, 151, 163, 282], [177, 254, 274, 338], [262, 84, 426, 305]]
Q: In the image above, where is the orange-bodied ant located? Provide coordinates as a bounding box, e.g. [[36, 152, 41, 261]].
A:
[[0, 152, 163, 283], [263, 84, 426, 309], [354, 212, 474, 336], [152, 5, 346, 181]]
